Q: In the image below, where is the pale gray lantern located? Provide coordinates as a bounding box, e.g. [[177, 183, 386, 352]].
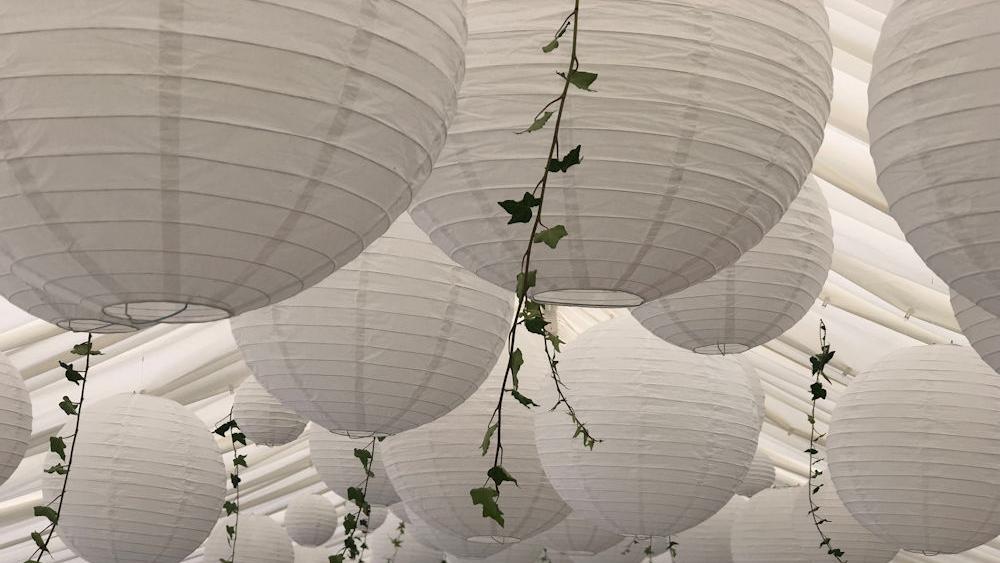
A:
[[731, 488, 807, 563], [232, 375, 306, 447], [284, 494, 338, 547], [792, 479, 897, 563], [309, 427, 400, 506], [0, 0, 466, 327], [406, 510, 507, 559], [530, 512, 623, 557], [0, 352, 30, 486], [736, 450, 776, 498], [951, 290, 1000, 374], [673, 496, 748, 563], [367, 512, 444, 563], [203, 514, 294, 563]]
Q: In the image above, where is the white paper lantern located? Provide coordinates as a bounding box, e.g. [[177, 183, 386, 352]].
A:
[[632, 178, 833, 353], [285, 494, 338, 547], [448, 544, 572, 563], [410, 0, 832, 308], [407, 510, 507, 559], [673, 496, 747, 563], [534, 316, 759, 537], [530, 513, 623, 556], [0, 352, 30, 486], [294, 544, 330, 563], [738, 356, 767, 432], [570, 537, 672, 563], [731, 488, 805, 563], [41, 394, 225, 563], [827, 344, 1000, 554], [231, 213, 513, 436], [0, 0, 466, 328], [367, 513, 443, 563], [309, 426, 400, 506], [203, 514, 294, 563], [365, 505, 388, 533], [382, 335, 570, 543], [793, 478, 897, 563], [232, 375, 306, 447], [736, 450, 776, 498], [951, 291, 1000, 374], [868, 1, 1000, 316]]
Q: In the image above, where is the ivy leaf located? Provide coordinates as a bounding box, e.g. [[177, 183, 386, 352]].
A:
[[71, 341, 101, 356], [58, 396, 77, 416], [230, 473, 241, 488], [487, 465, 519, 488], [43, 463, 67, 475], [810, 382, 827, 401], [469, 486, 504, 527], [233, 454, 247, 468], [510, 389, 540, 409], [347, 486, 366, 509], [31, 531, 47, 553], [805, 448, 819, 455], [542, 38, 560, 53], [480, 422, 498, 456], [533, 225, 568, 249], [329, 556, 345, 563], [516, 270, 537, 299], [498, 192, 541, 224], [830, 549, 845, 557], [547, 145, 582, 173], [558, 69, 598, 91], [49, 436, 67, 461], [343, 512, 358, 535], [546, 332, 564, 352], [213, 421, 235, 436], [59, 361, 83, 385], [231, 432, 247, 446], [524, 315, 549, 335], [517, 111, 553, 134], [510, 348, 524, 390], [354, 448, 373, 476], [223, 500, 239, 515], [33, 506, 58, 525], [225, 525, 236, 539]]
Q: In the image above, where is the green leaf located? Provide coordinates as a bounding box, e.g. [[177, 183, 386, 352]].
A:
[[546, 332, 564, 352], [213, 420, 235, 436], [71, 341, 101, 356], [517, 111, 553, 134], [516, 270, 537, 299], [31, 531, 47, 553], [498, 192, 542, 224], [329, 556, 345, 563], [510, 348, 524, 389], [343, 512, 358, 535], [33, 506, 58, 525], [354, 447, 373, 476], [469, 486, 504, 527], [49, 436, 67, 461], [480, 422, 498, 456], [223, 500, 239, 515], [542, 38, 559, 53], [230, 473, 241, 488], [524, 315, 549, 335], [558, 69, 599, 91], [810, 382, 827, 401], [225, 524, 236, 539], [487, 465, 519, 488], [533, 225, 568, 249], [58, 396, 77, 416], [43, 463, 66, 475], [59, 361, 83, 385], [547, 145, 583, 173], [805, 448, 819, 455], [510, 389, 540, 409], [231, 432, 247, 446], [347, 486, 366, 509], [233, 454, 247, 468]]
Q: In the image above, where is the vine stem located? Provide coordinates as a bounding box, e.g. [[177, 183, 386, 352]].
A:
[[228, 411, 241, 563], [332, 437, 378, 563]]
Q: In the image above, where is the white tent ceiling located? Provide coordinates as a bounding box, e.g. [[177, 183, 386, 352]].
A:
[[0, 1, 992, 562]]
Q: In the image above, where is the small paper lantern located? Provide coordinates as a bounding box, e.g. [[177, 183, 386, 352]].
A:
[[231, 214, 513, 436], [0, 0, 466, 327], [731, 488, 805, 563], [41, 394, 225, 563], [294, 545, 330, 563], [367, 513, 443, 563], [407, 510, 507, 559], [673, 496, 748, 563], [411, 0, 833, 307], [531, 513, 623, 556], [632, 178, 833, 354], [232, 376, 306, 447], [736, 450, 776, 498], [382, 335, 570, 543], [793, 478, 897, 563], [570, 537, 672, 563], [534, 316, 759, 537], [284, 494, 338, 547], [0, 352, 30, 486], [309, 426, 400, 506], [951, 291, 1000, 373], [869, 1, 1000, 316], [827, 344, 1000, 554], [203, 514, 294, 563]]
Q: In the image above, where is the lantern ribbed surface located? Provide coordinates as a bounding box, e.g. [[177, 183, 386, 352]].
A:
[[366, 505, 388, 533], [951, 291, 1000, 374], [284, 494, 338, 547], [531, 513, 623, 556], [368, 513, 443, 563], [309, 427, 400, 506], [673, 496, 747, 563], [448, 544, 573, 563], [827, 344, 1000, 554], [407, 510, 507, 559], [411, 0, 832, 308], [731, 487, 806, 563], [869, 1, 1000, 316], [0, 352, 30, 486], [231, 213, 513, 436], [571, 537, 672, 563], [41, 394, 225, 563], [294, 545, 329, 563], [0, 0, 466, 327], [382, 335, 570, 543], [534, 316, 759, 537], [632, 178, 833, 354], [232, 375, 306, 447], [793, 478, 897, 563], [736, 450, 776, 498], [738, 356, 766, 431], [203, 514, 293, 563]]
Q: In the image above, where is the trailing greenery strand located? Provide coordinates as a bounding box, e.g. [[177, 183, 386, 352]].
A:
[[385, 520, 405, 563], [329, 436, 381, 563], [212, 410, 247, 563], [24, 334, 100, 563]]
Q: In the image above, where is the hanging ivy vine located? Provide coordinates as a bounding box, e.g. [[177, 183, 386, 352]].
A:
[[329, 437, 381, 563], [212, 411, 247, 563], [24, 335, 100, 563], [385, 519, 405, 563], [805, 320, 846, 562], [473, 0, 601, 528]]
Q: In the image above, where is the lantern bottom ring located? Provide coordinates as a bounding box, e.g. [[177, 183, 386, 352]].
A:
[[693, 342, 751, 355], [532, 289, 644, 308], [467, 535, 522, 545], [104, 300, 231, 324]]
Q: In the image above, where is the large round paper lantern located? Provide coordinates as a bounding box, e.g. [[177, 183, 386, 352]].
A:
[[0, 0, 467, 328], [632, 177, 833, 353], [203, 514, 294, 563], [951, 290, 1000, 373], [0, 352, 30, 486], [367, 513, 443, 563], [827, 344, 1000, 554], [736, 450, 776, 498], [407, 510, 507, 559], [868, 1, 1000, 316], [284, 494, 338, 547], [534, 316, 759, 537], [793, 478, 897, 563], [41, 394, 225, 563], [309, 426, 400, 506], [232, 375, 306, 447], [673, 496, 748, 563], [410, 0, 833, 308], [294, 545, 329, 563], [731, 488, 805, 563], [231, 213, 513, 436], [382, 335, 570, 543], [531, 513, 623, 556]]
